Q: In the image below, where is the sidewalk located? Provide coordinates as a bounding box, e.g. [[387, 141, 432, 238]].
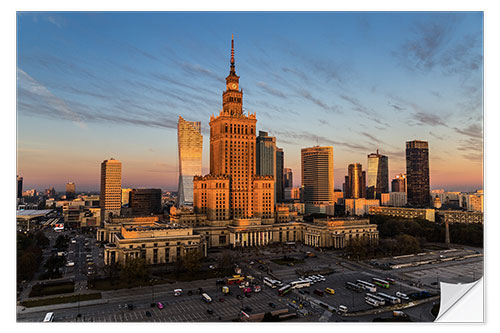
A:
[[17, 298, 109, 314]]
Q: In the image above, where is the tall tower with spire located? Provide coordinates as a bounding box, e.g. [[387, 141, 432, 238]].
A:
[[194, 35, 275, 224]]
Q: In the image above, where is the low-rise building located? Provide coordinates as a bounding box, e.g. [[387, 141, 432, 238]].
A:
[[437, 210, 483, 224], [380, 192, 407, 207], [345, 198, 380, 216], [369, 206, 435, 222]]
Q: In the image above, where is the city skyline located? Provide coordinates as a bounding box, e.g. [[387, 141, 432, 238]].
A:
[[17, 12, 483, 192]]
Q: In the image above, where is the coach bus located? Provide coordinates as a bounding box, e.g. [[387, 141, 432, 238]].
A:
[[372, 278, 390, 289], [345, 281, 364, 293], [291, 280, 311, 289], [365, 293, 386, 306], [377, 292, 401, 305], [356, 280, 377, 293], [263, 277, 277, 288], [278, 284, 292, 296]]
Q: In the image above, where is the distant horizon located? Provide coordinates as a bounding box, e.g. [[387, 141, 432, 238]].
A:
[[17, 12, 483, 193]]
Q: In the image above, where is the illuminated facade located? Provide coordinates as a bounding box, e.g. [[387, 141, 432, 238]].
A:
[[391, 173, 407, 193], [344, 163, 366, 199], [66, 182, 76, 200], [301, 146, 334, 205], [193, 35, 275, 223], [367, 150, 388, 199], [100, 158, 122, 221], [177, 116, 203, 206]]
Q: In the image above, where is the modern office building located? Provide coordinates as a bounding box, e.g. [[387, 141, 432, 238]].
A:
[[256, 131, 276, 177], [406, 140, 430, 207], [276, 147, 284, 202], [129, 188, 162, 216], [391, 173, 407, 193], [284, 168, 293, 188], [121, 188, 132, 206], [66, 182, 76, 200], [367, 150, 388, 199], [301, 146, 335, 206], [100, 158, 122, 221], [344, 163, 366, 199], [17, 175, 23, 199], [177, 116, 203, 207]]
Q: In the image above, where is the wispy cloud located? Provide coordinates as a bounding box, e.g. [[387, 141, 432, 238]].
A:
[[454, 123, 482, 139], [256, 81, 287, 98], [17, 68, 86, 129], [297, 89, 340, 113]]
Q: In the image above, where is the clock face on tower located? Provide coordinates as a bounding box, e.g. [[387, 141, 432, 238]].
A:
[[231, 83, 237, 90]]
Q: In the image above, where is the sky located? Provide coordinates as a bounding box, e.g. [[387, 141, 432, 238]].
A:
[[16, 12, 483, 193]]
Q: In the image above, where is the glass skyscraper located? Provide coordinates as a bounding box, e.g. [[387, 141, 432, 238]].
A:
[[177, 116, 202, 206], [406, 140, 430, 207], [367, 150, 389, 199]]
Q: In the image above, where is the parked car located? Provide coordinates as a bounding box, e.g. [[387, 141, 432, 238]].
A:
[[242, 306, 252, 312], [145, 311, 152, 317], [269, 302, 276, 308], [237, 295, 243, 300], [314, 289, 324, 296], [127, 304, 134, 310], [174, 289, 182, 296], [207, 309, 214, 315], [219, 298, 225, 302], [325, 288, 335, 295]]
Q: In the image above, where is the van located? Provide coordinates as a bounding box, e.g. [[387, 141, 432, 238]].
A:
[[202, 293, 212, 303], [337, 305, 348, 314], [43, 312, 54, 322], [396, 292, 409, 300]]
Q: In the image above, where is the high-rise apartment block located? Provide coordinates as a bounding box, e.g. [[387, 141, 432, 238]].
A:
[[66, 182, 76, 200], [100, 158, 122, 221], [301, 146, 334, 204], [344, 163, 366, 199], [391, 173, 407, 193], [193, 35, 275, 223], [276, 148, 284, 202], [177, 116, 203, 207], [129, 188, 162, 216], [406, 140, 430, 207], [284, 168, 293, 188], [367, 150, 388, 199]]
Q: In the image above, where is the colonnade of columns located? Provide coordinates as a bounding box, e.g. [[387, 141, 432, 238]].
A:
[[234, 230, 273, 247], [305, 233, 321, 247]]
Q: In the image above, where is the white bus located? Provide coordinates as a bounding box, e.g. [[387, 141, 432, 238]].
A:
[[43, 312, 54, 322], [377, 292, 401, 304], [291, 280, 311, 289], [202, 293, 212, 303], [356, 280, 377, 293], [365, 297, 381, 307], [263, 277, 277, 288], [366, 293, 386, 306]]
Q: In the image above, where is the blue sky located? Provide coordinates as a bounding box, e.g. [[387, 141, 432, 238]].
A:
[[16, 12, 483, 192]]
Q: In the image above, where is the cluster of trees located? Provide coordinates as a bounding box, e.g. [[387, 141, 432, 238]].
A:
[[40, 255, 65, 280], [370, 215, 483, 247], [17, 231, 49, 282], [54, 235, 69, 251], [345, 234, 421, 260]]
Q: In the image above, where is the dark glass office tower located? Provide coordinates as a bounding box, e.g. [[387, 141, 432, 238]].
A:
[[406, 140, 430, 207], [276, 148, 284, 202], [367, 150, 389, 199], [344, 163, 366, 199]]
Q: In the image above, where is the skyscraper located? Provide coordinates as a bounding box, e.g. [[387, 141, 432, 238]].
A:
[[391, 173, 407, 193], [177, 116, 203, 206], [17, 175, 23, 199], [367, 150, 388, 199], [66, 182, 76, 200], [256, 131, 276, 177], [276, 147, 284, 202], [301, 146, 334, 204], [194, 35, 275, 222], [100, 158, 122, 221], [406, 140, 430, 207], [284, 168, 293, 188], [344, 163, 366, 199]]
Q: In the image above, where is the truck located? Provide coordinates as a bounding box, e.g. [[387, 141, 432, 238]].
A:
[[222, 286, 230, 294]]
